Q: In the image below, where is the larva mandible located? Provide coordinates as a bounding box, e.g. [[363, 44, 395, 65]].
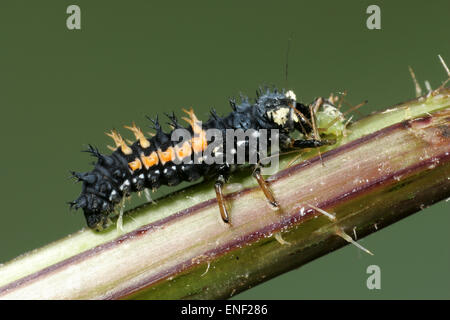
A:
[[69, 88, 346, 230]]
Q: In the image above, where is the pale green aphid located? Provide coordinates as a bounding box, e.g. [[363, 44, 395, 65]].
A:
[[316, 102, 347, 137], [284, 90, 347, 138]]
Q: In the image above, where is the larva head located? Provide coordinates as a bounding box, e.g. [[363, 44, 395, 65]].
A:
[[262, 89, 346, 138], [263, 89, 305, 131]]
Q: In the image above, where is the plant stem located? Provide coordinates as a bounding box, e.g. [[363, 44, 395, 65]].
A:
[[0, 89, 449, 299]]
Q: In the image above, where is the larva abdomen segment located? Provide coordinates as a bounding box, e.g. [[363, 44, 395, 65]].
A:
[[113, 109, 212, 198], [73, 103, 268, 229]]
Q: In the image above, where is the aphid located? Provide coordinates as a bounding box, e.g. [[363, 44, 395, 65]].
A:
[[69, 87, 347, 230]]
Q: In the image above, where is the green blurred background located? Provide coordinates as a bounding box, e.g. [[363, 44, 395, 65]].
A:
[[0, 0, 449, 299]]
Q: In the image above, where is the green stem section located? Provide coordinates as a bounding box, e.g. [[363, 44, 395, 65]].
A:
[[0, 89, 449, 299]]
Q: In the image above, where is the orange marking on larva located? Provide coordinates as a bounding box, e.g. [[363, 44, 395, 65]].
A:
[[128, 158, 142, 171], [124, 123, 150, 148], [175, 141, 192, 160], [191, 130, 208, 153], [140, 152, 159, 169], [182, 108, 203, 134], [106, 130, 132, 155], [157, 147, 175, 165]]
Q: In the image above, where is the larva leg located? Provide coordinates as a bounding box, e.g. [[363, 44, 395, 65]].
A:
[[292, 138, 335, 149], [116, 198, 126, 232], [214, 174, 230, 223], [252, 166, 279, 208], [285, 138, 336, 167]]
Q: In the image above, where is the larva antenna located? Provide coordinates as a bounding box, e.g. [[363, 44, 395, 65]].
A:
[[284, 32, 294, 89]]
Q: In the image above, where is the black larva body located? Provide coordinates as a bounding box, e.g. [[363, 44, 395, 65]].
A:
[[70, 88, 319, 230]]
